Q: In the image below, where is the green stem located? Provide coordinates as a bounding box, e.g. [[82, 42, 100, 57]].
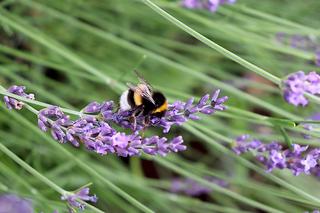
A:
[[183, 124, 320, 205], [130, 158, 144, 178], [0, 143, 104, 213], [151, 157, 284, 213], [141, 0, 281, 85], [235, 5, 319, 34]]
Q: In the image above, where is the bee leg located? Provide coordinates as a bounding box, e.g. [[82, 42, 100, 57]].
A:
[[143, 116, 150, 129], [130, 106, 144, 130]]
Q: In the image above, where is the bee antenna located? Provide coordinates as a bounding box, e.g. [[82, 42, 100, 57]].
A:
[[116, 55, 147, 84], [133, 55, 147, 71]]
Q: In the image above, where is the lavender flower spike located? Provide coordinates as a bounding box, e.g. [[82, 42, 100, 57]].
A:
[[283, 71, 320, 106], [3, 85, 225, 158], [233, 135, 320, 177], [3, 85, 35, 110], [61, 187, 97, 212], [151, 89, 228, 133]]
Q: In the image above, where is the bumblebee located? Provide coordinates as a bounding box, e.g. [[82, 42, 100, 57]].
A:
[[120, 71, 168, 123]]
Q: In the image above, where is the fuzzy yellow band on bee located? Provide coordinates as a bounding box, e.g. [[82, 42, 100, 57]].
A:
[[133, 92, 143, 106], [153, 101, 168, 113]]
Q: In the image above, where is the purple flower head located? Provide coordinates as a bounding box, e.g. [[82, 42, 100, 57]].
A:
[[170, 176, 228, 196], [232, 135, 262, 155], [207, 0, 220, 12], [265, 150, 286, 172], [3, 85, 35, 110], [142, 135, 186, 156], [151, 90, 227, 133], [0, 194, 33, 213], [3, 85, 227, 158], [111, 132, 141, 157], [283, 71, 320, 106], [38, 105, 187, 157], [301, 154, 317, 174], [61, 187, 97, 211], [233, 134, 320, 176]]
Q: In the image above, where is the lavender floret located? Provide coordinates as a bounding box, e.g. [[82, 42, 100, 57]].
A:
[[3, 85, 35, 110], [61, 187, 97, 212], [283, 71, 320, 106]]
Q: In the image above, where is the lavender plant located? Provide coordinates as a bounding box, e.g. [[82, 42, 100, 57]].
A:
[[1, 0, 320, 212], [3, 85, 227, 158], [233, 135, 320, 176]]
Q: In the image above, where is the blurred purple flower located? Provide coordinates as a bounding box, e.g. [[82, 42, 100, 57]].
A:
[[0, 194, 33, 213], [302, 112, 320, 139], [274, 33, 320, 66], [61, 187, 97, 212], [233, 135, 320, 176], [170, 176, 228, 196], [3, 85, 34, 110], [305, 210, 320, 213], [181, 0, 236, 12], [207, 0, 220, 12], [283, 71, 320, 106], [181, 0, 201, 8]]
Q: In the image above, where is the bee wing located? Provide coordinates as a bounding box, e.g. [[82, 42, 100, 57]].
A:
[[126, 82, 155, 104], [134, 70, 153, 91]]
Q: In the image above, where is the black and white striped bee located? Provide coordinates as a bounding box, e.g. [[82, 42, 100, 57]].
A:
[[119, 71, 168, 127]]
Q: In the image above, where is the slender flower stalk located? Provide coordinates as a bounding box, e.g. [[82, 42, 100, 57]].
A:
[[0, 143, 103, 213]]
